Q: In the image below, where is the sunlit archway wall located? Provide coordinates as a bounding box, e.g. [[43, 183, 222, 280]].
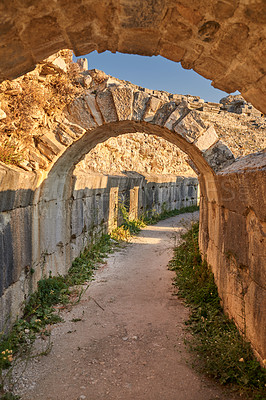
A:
[[0, 71, 265, 364]]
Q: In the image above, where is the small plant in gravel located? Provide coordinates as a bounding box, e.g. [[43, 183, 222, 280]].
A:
[[168, 222, 266, 399], [66, 233, 114, 286], [0, 393, 20, 399], [0, 139, 24, 166]]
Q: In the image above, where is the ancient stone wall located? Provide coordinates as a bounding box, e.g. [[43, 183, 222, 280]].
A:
[[0, 161, 198, 331], [199, 151, 266, 363], [0, 1, 265, 114]]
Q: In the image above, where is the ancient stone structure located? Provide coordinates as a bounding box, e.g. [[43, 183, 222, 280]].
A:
[[200, 151, 266, 364], [1, 52, 264, 175], [0, 68, 265, 364], [0, 0, 265, 114], [0, 1, 265, 364], [18, 68, 235, 176], [220, 94, 263, 117], [0, 165, 198, 331]]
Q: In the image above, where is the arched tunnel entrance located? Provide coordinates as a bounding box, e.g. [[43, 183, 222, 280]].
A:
[[0, 66, 265, 364], [36, 117, 204, 278], [0, 0, 265, 363], [34, 72, 234, 283]]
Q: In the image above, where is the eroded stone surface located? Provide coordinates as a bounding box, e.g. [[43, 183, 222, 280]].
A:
[[0, 1, 265, 113]]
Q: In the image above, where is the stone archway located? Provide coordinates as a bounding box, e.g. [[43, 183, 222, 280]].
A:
[[0, 0, 265, 113], [30, 69, 229, 279], [35, 72, 234, 258], [37, 70, 235, 194], [0, 0, 265, 365], [32, 70, 232, 304], [29, 72, 264, 363], [0, 69, 265, 363]]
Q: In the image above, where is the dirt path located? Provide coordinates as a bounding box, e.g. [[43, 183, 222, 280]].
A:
[[15, 213, 239, 400]]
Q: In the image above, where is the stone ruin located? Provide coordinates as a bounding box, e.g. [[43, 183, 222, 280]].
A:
[[220, 94, 263, 117], [0, 0, 265, 365]]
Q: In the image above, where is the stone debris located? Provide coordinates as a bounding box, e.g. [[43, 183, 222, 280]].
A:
[[220, 94, 262, 117]]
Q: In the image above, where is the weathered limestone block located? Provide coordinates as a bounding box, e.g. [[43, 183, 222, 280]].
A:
[[36, 131, 64, 160], [111, 86, 133, 120], [61, 118, 86, 138], [28, 150, 49, 170], [96, 89, 118, 123], [84, 94, 103, 125], [9, 207, 33, 282], [143, 96, 162, 122], [164, 103, 187, 130], [40, 54, 67, 75], [56, 128, 73, 146], [0, 164, 37, 211], [17, 160, 32, 172], [216, 152, 266, 219], [246, 210, 266, 287], [194, 126, 219, 151], [203, 141, 235, 172], [132, 91, 150, 120], [174, 110, 208, 142], [56, 123, 78, 141], [153, 102, 177, 126], [244, 282, 266, 362], [66, 97, 97, 130]]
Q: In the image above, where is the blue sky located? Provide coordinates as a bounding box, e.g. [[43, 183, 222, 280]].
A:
[[73, 50, 237, 103]]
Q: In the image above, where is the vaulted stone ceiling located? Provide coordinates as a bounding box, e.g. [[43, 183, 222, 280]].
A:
[[0, 0, 265, 113]]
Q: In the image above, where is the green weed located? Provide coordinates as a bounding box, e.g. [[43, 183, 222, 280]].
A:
[[0, 393, 20, 400], [169, 222, 266, 399], [66, 234, 114, 285], [0, 140, 24, 166]]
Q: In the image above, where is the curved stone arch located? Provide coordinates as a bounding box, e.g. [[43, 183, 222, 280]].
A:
[[38, 74, 235, 201], [33, 75, 235, 277], [0, 1, 265, 113]]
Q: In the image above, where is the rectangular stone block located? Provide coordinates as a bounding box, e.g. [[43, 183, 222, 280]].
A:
[[85, 94, 103, 125], [194, 125, 219, 151], [67, 97, 98, 130], [164, 104, 185, 130], [173, 110, 208, 141], [143, 97, 162, 122], [96, 90, 118, 123], [132, 91, 150, 120], [111, 86, 133, 120], [203, 140, 235, 172]]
